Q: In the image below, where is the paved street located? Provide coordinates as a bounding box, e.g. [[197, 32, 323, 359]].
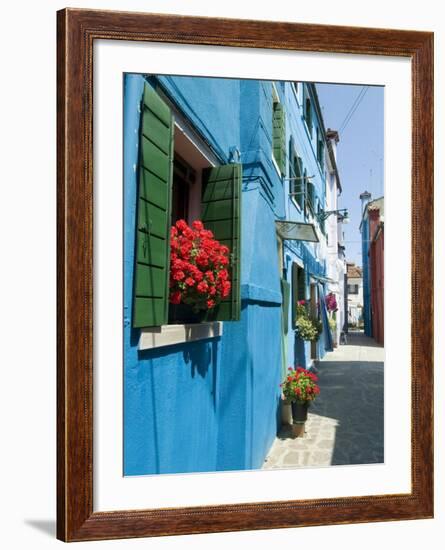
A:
[[263, 332, 384, 469]]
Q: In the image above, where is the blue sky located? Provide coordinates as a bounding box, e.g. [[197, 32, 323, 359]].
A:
[[316, 83, 384, 268]]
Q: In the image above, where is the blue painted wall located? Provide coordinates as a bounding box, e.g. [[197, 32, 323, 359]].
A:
[[280, 82, 329, 367], [124, 75, 328, 476]]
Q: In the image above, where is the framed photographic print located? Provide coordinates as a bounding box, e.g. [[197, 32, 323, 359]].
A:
[[57, 8, 434, 542]]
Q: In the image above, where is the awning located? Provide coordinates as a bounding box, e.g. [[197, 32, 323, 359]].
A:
[[275, 221, 319, 243], [310, 274, 336, 284]]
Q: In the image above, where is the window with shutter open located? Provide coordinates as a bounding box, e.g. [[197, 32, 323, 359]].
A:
[[304, 86, 313, 137], [290, 140, 304, 210], [132, 83, 242, 327]]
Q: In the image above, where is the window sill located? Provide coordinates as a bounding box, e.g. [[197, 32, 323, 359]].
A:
[[139, 321, 223, 351]]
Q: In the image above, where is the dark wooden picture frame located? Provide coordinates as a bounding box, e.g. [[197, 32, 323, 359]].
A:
[[57, 8, 433, 542]]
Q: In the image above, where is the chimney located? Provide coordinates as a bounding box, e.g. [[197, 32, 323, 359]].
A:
[[359, 190, 372, 214], [326, 128, 339, 161]]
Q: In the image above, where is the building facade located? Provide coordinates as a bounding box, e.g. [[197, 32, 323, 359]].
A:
[[346, 262, 363, 328], [325, 129, 347, 346], [359, 191, 372, 335], [368, 200, 384, 344], [123, 74, 339, 476], [359, 193, 384, 341]]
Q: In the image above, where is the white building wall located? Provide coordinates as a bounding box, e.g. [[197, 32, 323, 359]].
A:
[[325, 135, 346, 346], [347, 276, 364, 326]]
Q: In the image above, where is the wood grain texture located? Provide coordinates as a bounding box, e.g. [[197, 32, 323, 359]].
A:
[[56, 8, 434, 542]]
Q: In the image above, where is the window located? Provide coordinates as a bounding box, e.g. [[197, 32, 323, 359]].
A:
[[303, 86, 313, 137], [133, 83, 242, 328], [289, 138, 304, 210], [171, 154, 195, 224], [307, 176, 316, 216], [293, 154, 304, 210], [316, 127, 324, 167], [272, 89, 286, 176], [348, 284, 359, 295]]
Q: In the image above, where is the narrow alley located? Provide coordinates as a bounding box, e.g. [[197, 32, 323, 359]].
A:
[[263, 332, 384, 469]]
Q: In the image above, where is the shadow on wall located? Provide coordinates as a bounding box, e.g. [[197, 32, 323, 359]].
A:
[[125, 337, 220, 475], [137, 337, 221, 409], [183, 339, 220, 413], [311, 360, 384, 465], [183, 338, 219, 380]]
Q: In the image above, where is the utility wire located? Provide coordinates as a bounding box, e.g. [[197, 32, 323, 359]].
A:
[[338, 86, 367, 132], [338, 86, 369, 134]]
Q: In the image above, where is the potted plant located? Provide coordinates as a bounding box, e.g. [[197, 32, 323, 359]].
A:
[[325, 292, 338, 346], [325, 292, 338, 314], [295, 300, 322, 341], [280, 366, 320, 437], [169, 219, 232, 322]]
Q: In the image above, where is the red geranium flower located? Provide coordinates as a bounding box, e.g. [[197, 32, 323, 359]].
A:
[[175, 219, 188, 232], [196, 281, 209, 294], [222, 281, 231, 298], [169, 220, 232, 311], [196, 252, 209, 266], [280, 366, 320, 404], [192, 220, 204, 231], [183, 227, 195, 240], [172, 270, 185, 281]]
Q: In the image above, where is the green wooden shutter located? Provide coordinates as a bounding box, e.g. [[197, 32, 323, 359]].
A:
[[201, 163, 242, 321], [132, 83, 173, 328], [281, 278, 290, 336], [273, 101, 286, 175], [298, 267, 306, 301], [291, 262, 306, 328], [280, 277, 290, 378], [291, 262, 298, 329]]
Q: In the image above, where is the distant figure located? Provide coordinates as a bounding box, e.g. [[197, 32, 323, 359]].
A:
[[340, 331, 347, 345]]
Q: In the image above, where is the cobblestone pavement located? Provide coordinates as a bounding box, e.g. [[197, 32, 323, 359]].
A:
[[263, 332, 384, 469]]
